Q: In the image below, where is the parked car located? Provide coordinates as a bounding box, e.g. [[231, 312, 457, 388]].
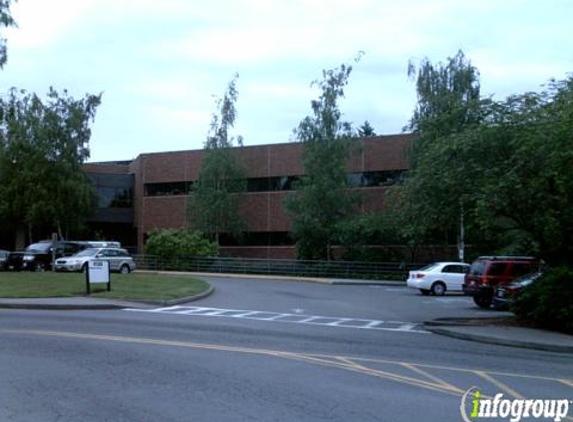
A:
[[54, 247, 136, 274], [407, 262, 470, 296], [0, 249, 10, 270], [463, 256, 541, 308], [492, 271, 543, 310], [6, 241, 87, 271]]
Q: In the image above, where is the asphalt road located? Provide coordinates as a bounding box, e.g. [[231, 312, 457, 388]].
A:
[[1, 277, 572, 422]]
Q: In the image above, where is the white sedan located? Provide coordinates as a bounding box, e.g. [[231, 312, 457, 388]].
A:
[[406, 262, 470, 296]]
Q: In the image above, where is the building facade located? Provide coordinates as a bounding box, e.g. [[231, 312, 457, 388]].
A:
[[84, 134, 412, 258]]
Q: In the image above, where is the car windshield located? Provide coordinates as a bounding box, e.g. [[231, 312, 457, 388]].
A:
[[25, 243, 51, 253], [74, 248, 99, 257]]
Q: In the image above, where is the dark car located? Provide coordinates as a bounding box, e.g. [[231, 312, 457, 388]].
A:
[[492, 271, 543, 311], [0, 249, 10, 270], [462, 256, 541, 308], [6, 241, 87, 271]]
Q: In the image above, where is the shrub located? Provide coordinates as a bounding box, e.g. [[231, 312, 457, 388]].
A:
[[512, 266, 573, 334], [145, 229, 218, 260]]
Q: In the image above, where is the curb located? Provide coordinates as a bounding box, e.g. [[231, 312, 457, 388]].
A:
[[136, 270, 332, 284], [0, 285, 215, 311], [330, 280, 405, 286], [123, 285, 215, 307], [0, 303, 125, 311], [136, 270, 403, 286], [424, 323, 573, 354]]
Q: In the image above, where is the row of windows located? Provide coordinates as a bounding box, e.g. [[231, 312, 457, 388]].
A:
[[144, 170, 407, 197]]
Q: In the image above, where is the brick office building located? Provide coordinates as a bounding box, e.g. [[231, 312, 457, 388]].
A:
[[83, 133, 412, 258]]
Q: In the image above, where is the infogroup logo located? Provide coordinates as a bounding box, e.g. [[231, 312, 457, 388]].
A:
[[460, 387, 571, 422]]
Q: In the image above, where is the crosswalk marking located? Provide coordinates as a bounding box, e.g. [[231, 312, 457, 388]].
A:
[[125, 305, 429, 334]]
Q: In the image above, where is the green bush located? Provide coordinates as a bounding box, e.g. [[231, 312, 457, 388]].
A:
[[145, 229, 218, 260], [512, 266, 573, 334]]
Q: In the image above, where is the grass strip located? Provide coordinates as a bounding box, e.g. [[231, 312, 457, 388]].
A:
[[0, 271, 210, 300]]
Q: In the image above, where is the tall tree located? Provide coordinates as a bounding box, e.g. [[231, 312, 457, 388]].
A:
[[393, 51, 484, 259], [188, 74, 246, 245], [0, 87, 102, 243], [406, 50, 482, 166], [358, 120, 376, 137], [285, 60, 360, 260], [0, 0, 15, 69]]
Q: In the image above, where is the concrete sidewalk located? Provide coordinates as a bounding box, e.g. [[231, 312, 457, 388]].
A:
[[425, 318, 573, 354]]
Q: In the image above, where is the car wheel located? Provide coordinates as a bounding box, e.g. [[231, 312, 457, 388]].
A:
[[473, 294, 492, 309], [431, 282, 446, 296], [35, 263, 45, 272], [120, 264, 130, 274], [420, 289, 431, 296]]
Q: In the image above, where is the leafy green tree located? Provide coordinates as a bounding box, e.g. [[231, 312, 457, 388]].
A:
[[0, 0, 16, 69], [358, 120, 376, 137], [188, 74, 246, 245], [145, 229, 218, 259], [0, 87, 102, 244], [396, 76, 573, 265], [285, 60, 360, 260], [406, 50, 482, 165], [390, 51, 483, 259]]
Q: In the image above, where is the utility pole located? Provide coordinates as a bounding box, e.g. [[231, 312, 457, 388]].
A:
[[458, 205, 465, 262]]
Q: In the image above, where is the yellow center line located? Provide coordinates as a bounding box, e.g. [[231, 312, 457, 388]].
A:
[[350, 356, 572, 384], [2, 328, 569, 401], [474, 371, 525, 400], [400, 362, 463, 393]]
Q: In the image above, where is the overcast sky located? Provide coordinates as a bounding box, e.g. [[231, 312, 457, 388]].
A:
[[1, 0, 571, 162]]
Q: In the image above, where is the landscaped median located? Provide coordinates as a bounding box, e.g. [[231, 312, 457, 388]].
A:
[[0, 271, 211, 302]]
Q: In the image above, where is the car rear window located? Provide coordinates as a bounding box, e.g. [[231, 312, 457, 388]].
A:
[[511, 263, 532, 277], [469, 261, 486, 276], [25, 243, 51, 253], [488, 262, 508, 276], [418, 263, 439, 272]]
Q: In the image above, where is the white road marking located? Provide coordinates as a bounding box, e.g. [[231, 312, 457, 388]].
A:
[[125, 306, 429, 334]]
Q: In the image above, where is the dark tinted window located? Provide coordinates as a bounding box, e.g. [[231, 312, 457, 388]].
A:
[[511, 263, 531, 277], [488, 263, 508, 276], [145, 182, 192, 196], [443, 265, 467, 273], [97, 187, 133, 208]]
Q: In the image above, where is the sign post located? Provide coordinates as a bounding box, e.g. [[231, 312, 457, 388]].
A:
[[85, 260, 111, 295]]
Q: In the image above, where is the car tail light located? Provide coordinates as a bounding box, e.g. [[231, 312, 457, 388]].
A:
[[478, 277, 489, 286], [415, 273, 425, 279]]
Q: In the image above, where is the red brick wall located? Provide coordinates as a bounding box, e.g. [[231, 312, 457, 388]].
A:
[[85, 134, 413, 254]]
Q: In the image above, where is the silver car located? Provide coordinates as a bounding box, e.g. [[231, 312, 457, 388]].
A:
[[55, 248, 136, 274]]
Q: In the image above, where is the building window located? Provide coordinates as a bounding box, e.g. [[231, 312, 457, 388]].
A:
[[143, 170, 406, 197], [98, 187, 133, 208], [144, 182, 193, 196]]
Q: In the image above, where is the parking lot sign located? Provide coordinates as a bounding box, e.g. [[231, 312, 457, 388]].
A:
[[86, 259, 111, 294]]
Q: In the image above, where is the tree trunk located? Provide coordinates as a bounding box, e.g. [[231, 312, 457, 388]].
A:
[[15, 225, 27, 250], [27, 223, 33, 245]]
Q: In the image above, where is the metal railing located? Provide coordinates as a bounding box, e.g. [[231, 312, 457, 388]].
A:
[[133, 255, 426, 281]]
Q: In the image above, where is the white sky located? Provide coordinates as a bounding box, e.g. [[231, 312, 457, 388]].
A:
[[1, 0, 571, 162]]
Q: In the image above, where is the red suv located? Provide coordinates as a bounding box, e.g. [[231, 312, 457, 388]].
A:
[[462, 256, 541, 308]]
